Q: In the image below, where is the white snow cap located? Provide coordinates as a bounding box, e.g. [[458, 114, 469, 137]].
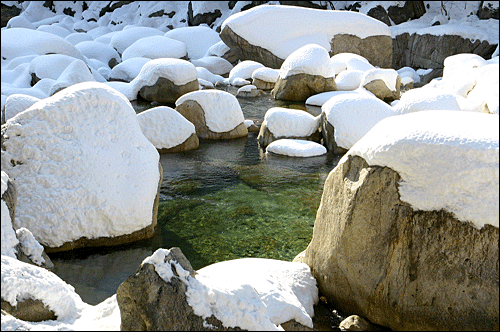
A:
[[279, 44, 335, 79], [266, 139, 327, 157], [1, 28, 86, 63], [109, 26, 164, 54], [263, 107, 320, 138], [16, 227, 46, 266], [252, 67, 280, 83], [133, 58, 198, 87], [335, 70, 365, 91], [322, 93, 397, 150], [176, 90, 245, 133], [3, 94, 41, 123], [121, 35, 187, 61], [164, 25, 221, 60], [361, 68, 399, 91], [28, 54, 77, 81], [1, 255, 86, 320], [229, 60, 264, 85], [37, 24, 72, 38], [191, 56, 234, 76], [1, 82, 160, 248], [330, 53, 375, 72], [75, 40, 121, 67], [110, 57, 150, 82], [65, 32, 93, 46], [305, 89, 373, 107], [467, 63, 499, 114], [221, 5, 391, 60], [2, 170, 19, 259], [346, 111, 499, 229], [394, 87, 464, 114], [137, 106, 196, 150]]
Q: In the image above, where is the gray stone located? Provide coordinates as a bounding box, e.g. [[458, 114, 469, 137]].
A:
[[272, 74, 336, 102], [362, 76, 401, 103], [252, 77, 275, 90], [139, 77, 199, 104], [1, 173, 17, 224], [339, 315, 373, 331], [298, 155, 499, 331], [366, 5, 391, 26], [1, 298, 56, 322], [387, 1, 426, 25], [175, 100, 248, 140], [116, 247, 242, 331], [319, 113, 348, 155]]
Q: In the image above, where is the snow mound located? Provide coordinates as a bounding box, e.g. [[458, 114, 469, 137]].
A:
[[1, 28, 86, 63], [1, 82, 160, 248], [330, 52, 374, 72], [121, 36, 187, 61], [75, 41, 121, 67], [266, 139, 326, 157], [335, 70, 365, 91], [252, 67, 280, 83], [361, 68, 399, 91], [190, 56, 233, 76], [164, 26, 221, 60], [176, 90, 245, 133], [395, 87, 464, 114], [2, 94, 41, 123], [305, 90, 371, 107], [65, 32, 93, 46], [346, 110, 499, 229], [263, 107, 319, 138], [36, 24, 72, 38], [109, 26, 164, 54], [322, 93, 397, 149], [229, 60, 264, 85], [137, 106, 196, 149], [28, 54, 77, 81], [279, 44, 335, 79], [221, 5, 390, 60], [110, 57, 150, 82], [196, 67, 225, 85], [1, 255, 86, 320]]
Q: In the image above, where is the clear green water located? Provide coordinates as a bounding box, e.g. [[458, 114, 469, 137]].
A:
[[50, 88, 342, 310]]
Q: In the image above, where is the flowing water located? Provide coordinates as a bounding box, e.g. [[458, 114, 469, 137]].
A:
[[49, 86, 346, 328]]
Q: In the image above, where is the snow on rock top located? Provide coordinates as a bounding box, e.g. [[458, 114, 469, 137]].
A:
[[137, 106, 196, 149], [192, 257, 319, 329], [221, 5, 391, 60], [75, 41, 121, 67], [1, 28, 86, 63], [109, 26, 164, 54], [279, 44, 335, 79], [164, 26, 221, 60], [263, 107, 320, 138], [110, 57, 150, 82], [266, 139, 327, 157], [361, 68, 399, 91], [2, 170, 18, 259], [28, 54, 82, 81], [229, 60, 264, 84], [322, 93, 397, 150], [252, 67, 280, 83], [394, 87, 463, 114], [121, 36, 187, 61], [133, 58, 198, 88], [345, 110, 499, 229], [1, 82, 160, 248], [1, 255, 86, 320], [176, 90, 245, 133]]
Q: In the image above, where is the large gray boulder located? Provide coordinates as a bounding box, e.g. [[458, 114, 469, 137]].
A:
[[116, 247, 241, 331], [220, 5, 393, 69]]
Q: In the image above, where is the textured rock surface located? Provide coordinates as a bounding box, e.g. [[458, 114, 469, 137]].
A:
[[1, 298, 56, 322], [139, 77, 199, 104], [299, 155, 499, 331], [175, 100, 248, 140], [362, 76, 401, 102], [116, 247, 242, 331], [319, 113, 348, 155], [392, 32, 498, 70], [272, 74, 336, 102], [157, 133, 199, 153], [329, 34, 393, 69]]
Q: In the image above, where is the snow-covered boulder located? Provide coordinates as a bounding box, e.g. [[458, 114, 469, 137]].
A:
[[335, 70, 365, 91], [228, 60, 264, 85], [298, 110, 499, 331], [1, 256, 85, 322], [1, 171, 18, 259], [48, 59, 96, 96], [266, 139, 327, 157], [305, 90, 373, 107], [28, 54, 78, 83], [175, 90, 247, 140], [137, 106, 199, 153], [467, 63, 499, 114], [360, 68, 401, 102], [251, 67, 280, 90], [133, 58, 199, 103], [195, 67, 225, 86], [220, 5, 392, 69], [36, 24, 72, 38], [190, 56, 233, 76], [272, 44, 336, 101], [204, 40, 239, 65], [109, 26, 164, 55], [1, 28, 87, 63], [121, 36, 188, 62], [1, 94, 40, 125], [257, 107, 321, 148], [117, 247, 318, 330], [321, 93, 397, 152], [75, 40, 121, 69], [164, 25, 221, 60], [1, 82, 161, 252], [330, 53, 375, 73], [109, 57, 150, 82], [236, 84, 261, 98], [65, 32, 93, 46]]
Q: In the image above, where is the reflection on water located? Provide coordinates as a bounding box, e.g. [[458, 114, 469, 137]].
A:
[[50, 85, 342, 307]]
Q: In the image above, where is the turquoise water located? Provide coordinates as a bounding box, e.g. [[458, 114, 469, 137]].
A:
[[50, 88, 342, 309]]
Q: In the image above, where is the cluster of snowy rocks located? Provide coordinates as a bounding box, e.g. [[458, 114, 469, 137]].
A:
[[1, 1, 499, 331]]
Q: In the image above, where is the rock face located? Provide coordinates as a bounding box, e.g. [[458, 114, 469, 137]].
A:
[[319, 113, 348, 155], [1, 298, 56, 322], [392, 32, 497, 70], [157, 133, 199, 153], [298, 155, 499, 331], [139, 77, 199, 104], [116, 247, 239, 331], [329, 34, 393, 69], [272, 74, 336, 102], [362, 76, 401, 102]]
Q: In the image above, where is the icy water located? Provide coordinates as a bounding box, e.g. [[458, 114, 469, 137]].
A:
[[49, 87, 345, 327]]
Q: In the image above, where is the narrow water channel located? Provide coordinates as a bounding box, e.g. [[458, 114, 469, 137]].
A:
[[49, 87, 343, 324]]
